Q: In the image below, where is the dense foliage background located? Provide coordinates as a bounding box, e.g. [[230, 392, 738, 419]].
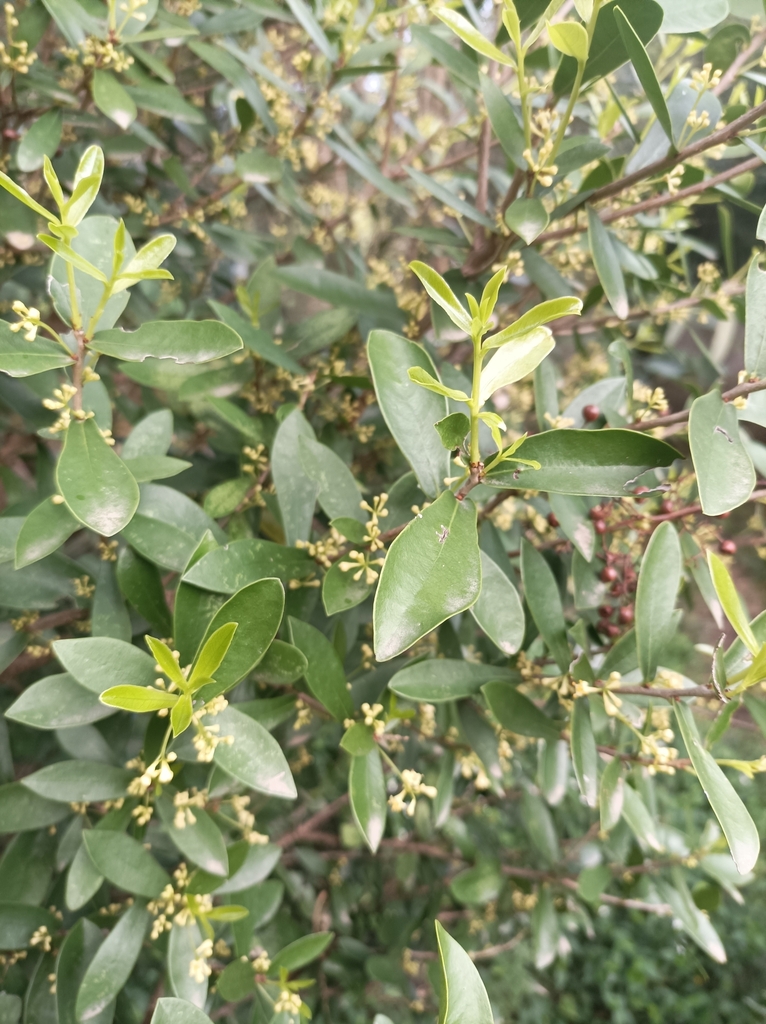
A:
[[3, 0, 766, 1020]]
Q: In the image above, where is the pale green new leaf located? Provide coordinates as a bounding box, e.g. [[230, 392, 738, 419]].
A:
[[708, 551, 759, 656], [547, 20, 588, 63], [100, 685, 179, 712], [407, 366, 470, 402], [434, 6, 514, 66], [409, 261, 472, 333], [479, 327, 555, 404], [484, 297, 582, 348]]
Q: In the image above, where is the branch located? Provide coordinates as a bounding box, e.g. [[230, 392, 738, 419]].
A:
[[713, 29, 766, 96], [626, 378, 766, 432], [276, 794, 349, 849], [537, 156, 762, 246], [585, 98, 766, 207]]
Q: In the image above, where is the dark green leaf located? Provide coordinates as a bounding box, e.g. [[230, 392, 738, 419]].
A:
[[83, 831, 170, 898], [90, 321, 243, 363], [689, 390, 755, 516], [288, 616, 354, 720], [75, 903, 150, 1021], [57, 418, 139, 536], [471, 550, 524, 656], [211, 706, 296, 800], [349, 748, 386, 853], [21, 762, 131, 803], [269, 931, 334, 974], [520, 539, 570, 672], [570, 698, 598, 808], [391, 660, 514, 702], [435, 921, 493, 1024], [485, 429, 680, 496], [374, 490, 481, 661], [635, 521, 681, 681], [482, 682, 560, 740]]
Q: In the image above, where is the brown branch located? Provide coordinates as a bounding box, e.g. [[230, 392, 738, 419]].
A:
[[537, 156, 762, 246], [586, 98, 766, 207], [276, 794, 349, 849], [627, 378, 766, 432], [714, 29, 766, 96], [407, 931, 527, 961]]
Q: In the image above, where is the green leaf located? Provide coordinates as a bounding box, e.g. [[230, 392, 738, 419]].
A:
[[553, 0, 664, 94], [216, 959, 256, 1002], [21, 761, 131, 803], [288, 616, 354, 720], [689, 390, 755, 517], [123, 455, 191, 483], [92, 69, 137, 129], [599, 756, 624, 832], [504, 197, 549, 245], [272, 408, 318, 546], [122, 409, 173, 458], [65, 840, 103, 912], [479, 327, 555, 403], [53, 636, 156, 694], [374, 490, 481, 661], [450, 861, 503, 907], [123, 484, 225, 574], [622, 783, 663, 852], [349, 748, 386, 853], [587, 207, 628, 319], [56, 418, 139, 537], [171, 693, 193, 735], [547, 20, 588, 63], [434, 6, 513, 65], [147, 634, 186, 686], [570, 698, 598, 807], [657, 869, 726, 963], [14, 497, 79, 568], [100, 684, 178, 712], [322, 560, 372, 615], [577, 864, 611, 904], [195, 578, 284, 690], [83, 831, 170, 898], [368, 331, 450, 498], [435, 412, 471, 450], [0, 782, 69, 834], [75, 903, 150, 1021], [482, 682, 560, 740], [211, 706, 296, 799], [0, 904, 57, 950], [548, 492, 595, 561], [120, 233, 177, 278], [5, 673, 113, 730], [521, 538, 570, 672], [269, 931, 334, 974], [156, 790, 228, 877], [656, 0, 728, 33], [181, 537, 311, 593], [168, 920, 208, 1008], [391, 659, 514, 703], [408, 366, 470, 402], [471, 551, 524, 655], [435, 921, 494, 1024], [90, 321, 243, 363], [406, 167, 496, 230], [341, 722, 377, 756], [522, 788, 560, 864], [151, 998, 214, 1024], [190, 622, 238, 687], [0, 169, 53, 218], [708, 551, 758, 656], [675, 702, 759, 875], [613, 5, 672, 141], [0, 320, 73, 377], [480, 74, 527, 168], [635, 521, 681, 682], [17, 111, 62, 174], [531, 885, 559, 969], [484, 428, 679, 495], [408, 261, 472, 333], [745, 258, 766, 378], [56, 917, 109, 1024], [298, 436, 365, 522], [215, 843, 281, 895]]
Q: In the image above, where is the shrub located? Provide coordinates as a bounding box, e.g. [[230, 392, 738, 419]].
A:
[[1, 0, 766, 1020]]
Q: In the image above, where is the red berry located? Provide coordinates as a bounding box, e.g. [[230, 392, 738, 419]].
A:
[[633, 486, 650, 504], [583, 404, 600, 422], [660, 500, 673, 514], [720, 539, 737, 555], [619, 605, 634, 624], [547, 512, 559, 528], [606, 623, 621, 638], [610, 582, 623, 596], [589, 505, 605, 521], [597, 619, 611, 634], [717, 512, 731, 519], [600, 566, 618, 583], [594, 519, 607, 535], [597, 605, 612, 618], [626, 579, 637, 594]]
